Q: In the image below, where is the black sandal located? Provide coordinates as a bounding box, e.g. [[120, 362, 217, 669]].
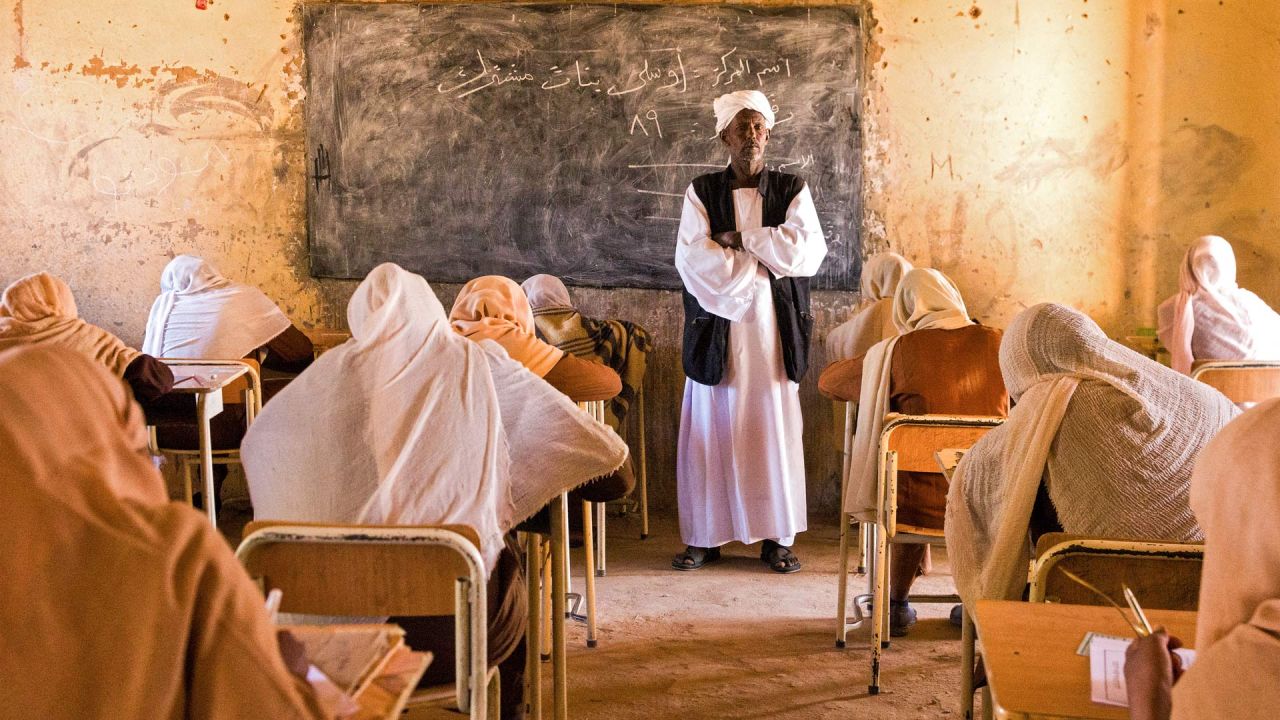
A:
[[672, 545, 721, 571], [760, 540, 802, 574]]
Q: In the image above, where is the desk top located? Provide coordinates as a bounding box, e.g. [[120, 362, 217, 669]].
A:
[[163, 362, 248, 394], [976, 600, 1198, 720]]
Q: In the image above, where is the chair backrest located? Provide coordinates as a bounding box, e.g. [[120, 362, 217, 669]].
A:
[[1190, 360, 1280, 403], [1030, 533, 1204, 611], [222, 357, 261, 409]]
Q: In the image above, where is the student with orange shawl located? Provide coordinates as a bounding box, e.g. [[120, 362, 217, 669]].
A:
[[0, 346, 330, 720], [1124, 399, 1280, 720]]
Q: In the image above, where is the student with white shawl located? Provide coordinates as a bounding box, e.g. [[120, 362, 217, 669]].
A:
[[1157, 235, 1280, 374], [1124, 399, 1280, 720], [820, 268, 1007, 635], [825, 252, 913, 361], [241, 263, 626, 720], [143, 254, 313, 372], [945, 303, 1238, 612]]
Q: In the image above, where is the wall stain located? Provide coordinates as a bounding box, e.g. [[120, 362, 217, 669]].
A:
[[81, 56, 143, 88], [12, 0, 28, 69], [1160, 123, 1255, 205]]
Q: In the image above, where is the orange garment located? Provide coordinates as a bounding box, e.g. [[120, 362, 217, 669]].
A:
[[819, 325, 1008, 528], [542, 352, 622, 402], [0, 346, 327, 720], [449, 276, 564, 377], [0, 272, 140, 376]]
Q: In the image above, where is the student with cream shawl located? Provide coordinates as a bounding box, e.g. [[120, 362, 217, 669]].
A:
[[819, 268, 1007, 635], [143, 254, 313, 372], [945, 303, 1238, 612], [0, 346, 330, 720], [0, 272, 173, 403], [826, 252, 913, 361], [242, 264, 626, 720], [1124, 399, 1280, 720], [1156, 235, 1280, 374]]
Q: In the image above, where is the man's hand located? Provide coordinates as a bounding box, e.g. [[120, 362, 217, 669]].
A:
[[1124, 629, 1181, 720], [711, 231, 743, 250]]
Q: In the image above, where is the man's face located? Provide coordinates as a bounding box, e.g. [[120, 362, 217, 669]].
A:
[[720, 109, 770, 167]]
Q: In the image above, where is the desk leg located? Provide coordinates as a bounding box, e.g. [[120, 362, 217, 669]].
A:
[[525, 533, 543, 720], [196, 394, 217, 528], [582, 500, 597, 648], [960, 609, 976, 720], [594, 501, 606, 577], [636, 389, 649, 540], [550, 494, 569, 720]]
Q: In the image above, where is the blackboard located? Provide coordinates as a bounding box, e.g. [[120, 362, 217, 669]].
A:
[[304, 3, 863, 290]]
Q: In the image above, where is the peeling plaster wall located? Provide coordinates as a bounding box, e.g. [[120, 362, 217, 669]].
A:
[[3, 0, 1278, 516]]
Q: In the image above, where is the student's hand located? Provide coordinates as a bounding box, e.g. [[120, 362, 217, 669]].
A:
[[711, 231, 743, 250], [276, 629, 310, 680], [1124, 629, 1179, 720]]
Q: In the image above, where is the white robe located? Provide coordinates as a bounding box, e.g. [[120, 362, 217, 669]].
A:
[[674, 181, 827, 548]]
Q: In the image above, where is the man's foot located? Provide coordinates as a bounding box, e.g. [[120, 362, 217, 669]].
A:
[[672, 545, 721, 571], [890, 600, 917, 637], [760, 539, 802, 574]]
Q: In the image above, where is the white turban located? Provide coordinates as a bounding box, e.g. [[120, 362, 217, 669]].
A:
[[713, 90, 776, 134]]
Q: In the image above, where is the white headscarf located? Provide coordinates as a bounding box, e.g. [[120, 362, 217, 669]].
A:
[[826, 253, 914, 361], [713, 90, 776, 134], [241, 264, 625, 573], [1157, 235, 1280, 374], [521, 274, 573, 311], [142, 255, 292, 360], [844, 269, 974, 518], [945, 303, 1238, 608]]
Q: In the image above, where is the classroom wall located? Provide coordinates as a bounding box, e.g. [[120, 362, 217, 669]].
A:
[[2, 0, 1277, 515]]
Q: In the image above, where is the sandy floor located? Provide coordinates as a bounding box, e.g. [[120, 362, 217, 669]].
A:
[[530, 513, 979, 720]]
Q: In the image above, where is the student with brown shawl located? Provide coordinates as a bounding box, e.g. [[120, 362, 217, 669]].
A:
[[818, 268, 1008, 635], [522, 273, 653, 429], [0, 272, 172, 403], [1124, 399, 1280, 720], [0, 346, 329, 720]]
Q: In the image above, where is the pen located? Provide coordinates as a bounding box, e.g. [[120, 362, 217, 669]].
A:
[[1123, 584, 1154, 636], [1056, 568, 1151, 637]]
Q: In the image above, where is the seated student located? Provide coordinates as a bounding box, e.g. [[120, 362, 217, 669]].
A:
[[521, 273, 652, 429], [819, 268, 1008, 636], [946, 303, 1238, 610], [0, 271, 172, 404], [1157, 235, 1280, 374], [451, 275, 635, 504], [241, 263, 628, 720], [825, 251, 913, 362], [1124, 399, 1280, 720], [0, 346, 329, 720]]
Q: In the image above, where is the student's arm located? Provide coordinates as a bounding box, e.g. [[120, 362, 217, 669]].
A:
[[260, 324, 315, 373], [817, 354, 867, 402], [542, 353, 622, 403], [123, 354, 174, 405]]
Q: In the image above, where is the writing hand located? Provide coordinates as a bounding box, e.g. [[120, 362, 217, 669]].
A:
[[711, 231, 743, 250], [1124, 628, 1179, 720]]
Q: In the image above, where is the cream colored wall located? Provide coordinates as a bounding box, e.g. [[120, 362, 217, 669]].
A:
[[2, 0, 1276, 512]]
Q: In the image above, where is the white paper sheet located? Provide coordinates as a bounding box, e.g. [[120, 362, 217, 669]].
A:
[[1087, 633, 1197, 707]]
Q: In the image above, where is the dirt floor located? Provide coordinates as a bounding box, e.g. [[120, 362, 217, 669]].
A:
[[533, 513, 980, 720]]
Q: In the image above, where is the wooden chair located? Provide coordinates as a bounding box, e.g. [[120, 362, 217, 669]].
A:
[[837, 413, 1004, 695], [834, 400, 869, 649], [1190, 360, 1280, 403], [959, 534, 1205, 719], [235, 522, 499, 719], [148, 357, 262, 506]]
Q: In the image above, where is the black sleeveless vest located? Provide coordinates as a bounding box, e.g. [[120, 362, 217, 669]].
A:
[[681, 166, 815, 386]]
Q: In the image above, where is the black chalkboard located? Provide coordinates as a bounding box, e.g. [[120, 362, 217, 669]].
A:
[[304, 3, 863, 290]]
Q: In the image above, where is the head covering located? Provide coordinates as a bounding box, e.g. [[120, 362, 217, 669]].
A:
[[827, 253, 914, 362], [242, 264, 625, 573], [1169, 398, 1280, 718], [861, 252, 913, 305], [945, 303, 1238, 608], [0, 346, 323, 718], [142, 255, 292, 360], [713, 90, 776, 134], [1157, 235, 1280, 374], [450, 276, 564, 378], [844, 269, 975, 518], [0, 272, 140, 375], [521, 274, 574, 311]]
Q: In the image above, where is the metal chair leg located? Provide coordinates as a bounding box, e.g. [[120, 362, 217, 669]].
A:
[[836, 512, 851, 648], [525, 533, 543, 720], [594, 501, 607, 577], [869, 522, 888, 695], [581, 500, 598, 648], [540, 542, 552, 662], [961, 608, 976, 719], [636, 388, 649, 540], [550, 495, 569, 720]]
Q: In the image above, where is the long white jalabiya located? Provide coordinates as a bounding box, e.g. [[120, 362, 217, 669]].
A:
[[0, 272, 140, 376], [241, 264, 626, 573], [712, 90, 776, 134], [945, 303, 1238, 608], [826, 252, 913, 361], [843, 268, 972, 518], [674, 177, 826, 548], [142, 255, 292, 359], [1157, 235, 1280, 374], [1170, 399, 1280, 719]]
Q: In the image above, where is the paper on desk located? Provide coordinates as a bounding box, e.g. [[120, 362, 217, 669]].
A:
[[1088, 634, 1197, 707]]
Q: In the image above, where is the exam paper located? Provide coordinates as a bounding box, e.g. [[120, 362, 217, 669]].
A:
[[1087, 634, 1197, 707]]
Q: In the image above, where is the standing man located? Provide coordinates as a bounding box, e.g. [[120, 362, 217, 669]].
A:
[[672, 90, 827, 573]]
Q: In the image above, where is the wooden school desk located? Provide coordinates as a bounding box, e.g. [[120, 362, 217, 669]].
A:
[[161, 361, 249, 528], [974, 600, 1198, 720]]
